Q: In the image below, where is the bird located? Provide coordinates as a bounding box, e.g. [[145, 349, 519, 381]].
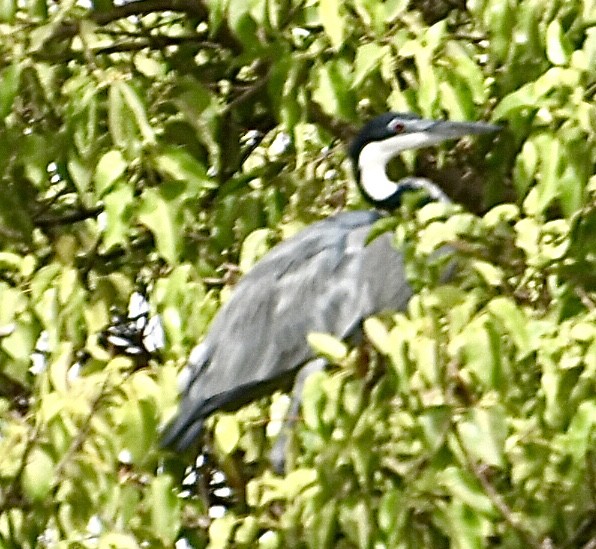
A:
[[160, 112, 500, 471]]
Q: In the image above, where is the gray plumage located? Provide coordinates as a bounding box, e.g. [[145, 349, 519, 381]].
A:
[[160, 112, 499, 457], [161, 208, 413, 451]]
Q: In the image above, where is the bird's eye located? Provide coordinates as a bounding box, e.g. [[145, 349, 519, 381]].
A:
[[389, 120, 405, 133]]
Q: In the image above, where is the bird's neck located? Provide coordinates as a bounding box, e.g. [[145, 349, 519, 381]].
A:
[[358, 163, 400, 204], [355, 139, 449, 209], [357, 167, 450, 210]]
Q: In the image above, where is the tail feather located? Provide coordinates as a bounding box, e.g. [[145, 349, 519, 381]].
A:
[[160, 342, 211, 451]]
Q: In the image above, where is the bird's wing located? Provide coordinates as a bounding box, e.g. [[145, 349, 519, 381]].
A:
[[161, 211, 413, 450]]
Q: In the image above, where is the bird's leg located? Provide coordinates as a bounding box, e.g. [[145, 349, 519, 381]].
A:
[[270, 357, 327, 474]]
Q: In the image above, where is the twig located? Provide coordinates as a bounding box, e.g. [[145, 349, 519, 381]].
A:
[[93, 35, 222, 56], [454, 429, 545, 549], [306, 102, 356, 142], [47, 0, 241, 54], [35, 205, 104, 228], [0, 224, 25, 241], [563, 517, 596, 549], [54, 374, 112, 479], [575, 286, 596, 311], [0, 424, 40, 512]]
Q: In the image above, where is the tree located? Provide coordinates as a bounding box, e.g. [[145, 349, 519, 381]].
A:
[[0, 0, 594, 547]]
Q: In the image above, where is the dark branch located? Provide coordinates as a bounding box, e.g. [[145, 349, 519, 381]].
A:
[[54, 374, 112, 479], [92, 35, 222, 56], [306, 102, 357, 142], [47, 0, 242, 54], [35, 205, 104, 228]]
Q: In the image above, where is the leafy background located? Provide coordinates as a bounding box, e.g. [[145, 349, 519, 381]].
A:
[[0, 0, 595, 547]]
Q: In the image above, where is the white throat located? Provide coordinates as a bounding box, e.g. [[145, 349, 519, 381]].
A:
[[358, 132, 448, 202]]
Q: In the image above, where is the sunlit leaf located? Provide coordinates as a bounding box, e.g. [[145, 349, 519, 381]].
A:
[[546, 19, 572, 66], [150, 475, 180, 545], [214, 414, 241, 455], [457, 406, 507, 468], [138, 185, 183, 264], [22, 447, 54, 502], [94, 150, 127, 197], [319, 0, 344, 49], [0, 64, 20, 118], [307, 332, 347, 362]]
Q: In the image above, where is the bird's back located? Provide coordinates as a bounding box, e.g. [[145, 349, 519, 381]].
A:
[[162, 210, 414, 451]]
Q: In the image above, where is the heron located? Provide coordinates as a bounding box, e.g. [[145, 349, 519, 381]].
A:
[[161, 112, 499, 471]]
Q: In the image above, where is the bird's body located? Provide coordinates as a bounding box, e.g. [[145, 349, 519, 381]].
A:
[[161, 113, 499, 460], [162, 209, 414, 450]]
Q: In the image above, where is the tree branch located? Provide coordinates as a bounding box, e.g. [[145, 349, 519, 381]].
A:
[[47, 0, 242, 54], [454, 429, 546, 549], [92, 35, 222, 56], [54, 374, 112, 479], [35, 205, 104, 228]]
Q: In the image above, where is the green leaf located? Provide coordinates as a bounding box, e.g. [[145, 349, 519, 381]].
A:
[[487, 297, 531, 357], [482, 204, 520, 228], [109, 82, 138, 151], [513, 138, 538, 196], [378, 489, 400, 533], [439, 79, 474, 122], [235, 516, 259, 545], [546, 19, 572, 66], [457, 406, 507, 468], [48, 342, 73, 394], [445, 41, 487, 104], [441, 467, 496, 516], [342, 379, 364, 417], [154, 148, 212, 192], [22, 447, 54, 502], [447, 500, 486, 549], [138, 185, 183, 264], [534, 135, 562, 214], [0, 0, 15, 22], [116, 81, 156, 145], [301, 371, 327, 430], [214, 414, 241, 455], [419, 405, 450, 451], [67, 151, 93, 194], [363, 317, 390, 354], [353, 43, 387, 88], [563, 399, 596, 462], [239, 229, 271, 273], [309, 499, 337, 548], [119, 398, 156, 464], [415, 49, 438, 116], [412, 335, 440, 385], [312, 61, 355, 119], [28, 0, 48, 19], [0, 64, 20, 118], [307, 332, 347, 362], [94, 150, 127, 197], [492, 83, 536, 120], [283, 468, 317, 499], [150, 475, 180, 545], [102, 182, 134, 250], [209, 513, 237, 549], [453, 316, 501, 388], [227, 0, 258, 47], [319, 0, 344, 49], [471, 260, 503, 287], [483, 0, 513, 61]]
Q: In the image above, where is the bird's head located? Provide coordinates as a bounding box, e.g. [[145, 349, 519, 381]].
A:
[[348, 112, 500, 209]]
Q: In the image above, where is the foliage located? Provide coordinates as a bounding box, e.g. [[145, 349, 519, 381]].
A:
[[0, 0, 594, 547]]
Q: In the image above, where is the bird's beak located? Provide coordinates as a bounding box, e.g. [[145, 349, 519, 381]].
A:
[[420, 118, 501, 138]]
